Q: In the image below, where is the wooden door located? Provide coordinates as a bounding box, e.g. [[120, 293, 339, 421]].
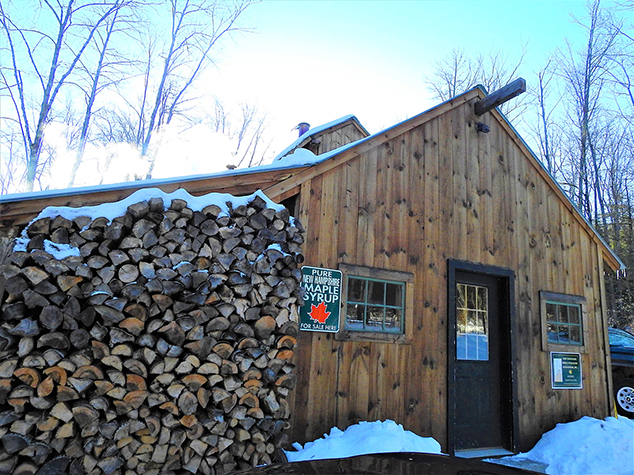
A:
[[448, 265, 515, 454]]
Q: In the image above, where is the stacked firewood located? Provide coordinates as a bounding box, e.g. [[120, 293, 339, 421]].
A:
[[0, 192, 305, 475]]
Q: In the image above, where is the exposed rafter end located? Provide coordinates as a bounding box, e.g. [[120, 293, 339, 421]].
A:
[[474, 78, 527, 116]]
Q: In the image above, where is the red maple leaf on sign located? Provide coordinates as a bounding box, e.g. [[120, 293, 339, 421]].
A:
[[308, 301, 331, 324]]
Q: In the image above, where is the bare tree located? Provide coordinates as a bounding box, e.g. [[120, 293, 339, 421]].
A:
[[66, 2, 141, 187], [206, 100, 271, 168], [0, 0, 128, 192], [135, 0, 254, 178], [557, 0, 620, 218], [529, 58, 565, 174], [426, 48, 478, 102], [425, 45, 528, 120], [0, 128, 21, 194], [554, 0, 634, 328], [602, 1, 634, 124]]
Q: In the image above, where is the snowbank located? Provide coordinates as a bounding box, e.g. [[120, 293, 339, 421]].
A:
[[285, 417, 633, 475], [492, 416, 634, 475], [285, 420, 443, 462]]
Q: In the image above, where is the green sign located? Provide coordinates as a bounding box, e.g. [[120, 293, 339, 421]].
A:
[[551, 352, 583, 389], [299, 266, 342, 333]]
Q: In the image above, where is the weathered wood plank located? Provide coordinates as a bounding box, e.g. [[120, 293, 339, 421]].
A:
[[338, 158, 360, 265], [356, 147, 378, 266]]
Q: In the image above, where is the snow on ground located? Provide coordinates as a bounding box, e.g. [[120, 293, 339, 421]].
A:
[[285, 420, 442, 462], [285, 417, 634, 475], [492, 416, 634, 475]]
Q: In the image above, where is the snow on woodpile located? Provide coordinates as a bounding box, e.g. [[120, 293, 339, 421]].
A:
[[0, 188, 305, 474]]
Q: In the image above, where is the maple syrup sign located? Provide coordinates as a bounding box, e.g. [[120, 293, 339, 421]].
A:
[[299, 266, 342, 332]]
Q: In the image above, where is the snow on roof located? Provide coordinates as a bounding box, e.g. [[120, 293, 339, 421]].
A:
[[273, 114, 361, 162], [0, 139, 363, 206], [0, 159, 310, 205]]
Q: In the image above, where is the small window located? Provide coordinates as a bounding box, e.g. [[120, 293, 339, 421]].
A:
[[346, 277, 404, 333], [540, 291, 587, 352], [337, 264, 414, 343]]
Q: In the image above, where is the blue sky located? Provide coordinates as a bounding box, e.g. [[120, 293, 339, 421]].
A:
[[5, 0, 601, 188], [206, 0, 593, 155]]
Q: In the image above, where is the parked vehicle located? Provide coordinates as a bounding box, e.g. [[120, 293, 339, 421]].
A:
[[608, 327, 634, 417], [233, 452, 542, 474]]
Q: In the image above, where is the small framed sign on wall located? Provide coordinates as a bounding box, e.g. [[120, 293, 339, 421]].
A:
[[299, 266, 342, 333], [551, 352, 583, 390]]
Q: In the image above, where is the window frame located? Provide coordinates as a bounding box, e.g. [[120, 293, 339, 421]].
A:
[[336, 264, 414, 344], [539, 291, 588, 353]]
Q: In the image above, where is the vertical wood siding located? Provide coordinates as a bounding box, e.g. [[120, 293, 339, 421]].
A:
[[314, 122, 368, 155], [288, 97, 610, 452]]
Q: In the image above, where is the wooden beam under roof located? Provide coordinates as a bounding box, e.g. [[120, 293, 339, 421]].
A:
[[474, 78, 526, 116]]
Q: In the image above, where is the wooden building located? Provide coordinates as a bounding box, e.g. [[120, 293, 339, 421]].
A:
[[0, 83, 624, 457]]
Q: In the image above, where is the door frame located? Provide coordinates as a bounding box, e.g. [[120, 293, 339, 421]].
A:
[[446, 259, 519, 456]]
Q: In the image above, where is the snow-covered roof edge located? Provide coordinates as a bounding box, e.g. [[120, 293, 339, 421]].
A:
[[0, 116, 368, 206], [0, 158, 314, 205], [273, 115, 368, 162]]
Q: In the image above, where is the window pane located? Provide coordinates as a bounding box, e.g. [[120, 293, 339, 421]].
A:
[[477, 286, 488, 311], [366, 306, 384, 329], [467, 310, 477, 333], [368, 281, 384, 304], [346, 303, 364, 330], [546, 303, 557, 323], [544, 298, 583, 346], [461, 334, 489, 360], [568, 306, 580, 324], [569, 325, 582, 344], [385, 283, 402, 306], [477, 334, 489, 360], [385, 308, 401, 332], [457, 284, 466, 309], [457, 308, 468, 333], [457, 333, 468, 360], [477, 311, 487, 335], [557, 324, 570, 343], [559, 305, 569, 324], [547, 322, 558, 342], [466, 334, 478, 360], [348, 278, 366, 302], [467, 286, 477, 310]]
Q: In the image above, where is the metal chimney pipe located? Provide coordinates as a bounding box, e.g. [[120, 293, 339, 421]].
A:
[[297, 122, 310, 137]]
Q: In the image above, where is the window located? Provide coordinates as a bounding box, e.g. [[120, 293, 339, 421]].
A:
[[346, 277, 404, 333], [456, 283, 489, 360], [337, 264, 414, 343], [540, 291, 587, 351]]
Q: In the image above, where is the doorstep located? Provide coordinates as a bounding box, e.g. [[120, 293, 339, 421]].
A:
[[455, 447, 515, 458]]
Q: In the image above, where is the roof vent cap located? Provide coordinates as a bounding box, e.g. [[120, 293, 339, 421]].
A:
[[295, 122, 310, 137]]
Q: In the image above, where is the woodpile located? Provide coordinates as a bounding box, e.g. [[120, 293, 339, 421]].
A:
[[0, 191, 305, 475]]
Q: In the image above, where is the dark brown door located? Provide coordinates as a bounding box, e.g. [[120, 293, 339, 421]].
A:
[[450, 270, 512, 452]]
